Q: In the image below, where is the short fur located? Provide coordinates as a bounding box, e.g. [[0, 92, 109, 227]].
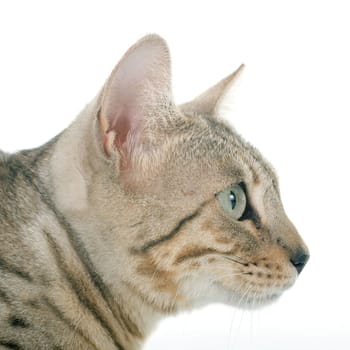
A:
[[0, 35, 309, 349]]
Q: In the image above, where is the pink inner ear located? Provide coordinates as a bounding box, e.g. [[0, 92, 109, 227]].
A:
[[100, 35, 171, 163], [109, 111, 131, 149]]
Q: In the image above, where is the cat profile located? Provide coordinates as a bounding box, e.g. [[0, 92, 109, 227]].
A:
[[0, 34, 309, 349]]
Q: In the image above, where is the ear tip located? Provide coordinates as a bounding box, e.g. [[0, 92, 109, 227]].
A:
[[233, 63, 245, 76], [137, 33, 170, 55], [142, 33, 167, 44]]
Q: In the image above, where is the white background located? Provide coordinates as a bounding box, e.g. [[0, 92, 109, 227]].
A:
[[0, 1, 349, 349]]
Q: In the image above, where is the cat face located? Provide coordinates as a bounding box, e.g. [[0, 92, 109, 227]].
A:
[[93, 35, 309, 313], [121, 116, 308, 312]]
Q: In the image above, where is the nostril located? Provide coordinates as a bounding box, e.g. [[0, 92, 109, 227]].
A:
[[290, 249, 310, 274]]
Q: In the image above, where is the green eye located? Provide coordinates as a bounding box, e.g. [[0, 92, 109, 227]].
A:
[[217, 184, 247, 220]]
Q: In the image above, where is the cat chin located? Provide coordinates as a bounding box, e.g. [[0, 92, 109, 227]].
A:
[[183, 283, 283, 312], [229, 293, 282, 310], [185, 291, 281, 312], [216, 290, 283, 310], [210, 281, 289, 310]]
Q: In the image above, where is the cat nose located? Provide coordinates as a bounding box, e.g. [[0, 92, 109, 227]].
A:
[[290, 249, 310, 274]]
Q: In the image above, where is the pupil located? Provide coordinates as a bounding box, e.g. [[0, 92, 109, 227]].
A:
[[229, 191, 236, 209]]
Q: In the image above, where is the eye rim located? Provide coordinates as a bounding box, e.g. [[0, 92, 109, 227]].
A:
[[216, 183, 247, 220], [237, 182, 261, 226]]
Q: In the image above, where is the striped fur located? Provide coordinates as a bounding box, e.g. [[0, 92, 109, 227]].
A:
[[0, 35, 309, 349]]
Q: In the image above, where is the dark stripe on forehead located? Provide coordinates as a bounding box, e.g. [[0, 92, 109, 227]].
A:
[[136, 199, 211, 253]]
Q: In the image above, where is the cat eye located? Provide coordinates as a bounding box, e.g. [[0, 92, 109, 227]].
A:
[[216, 184, 247, 220]]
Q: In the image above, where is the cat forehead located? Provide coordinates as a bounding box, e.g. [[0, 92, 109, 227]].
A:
[[166, 112, 279, 191], [188, 114, 268, 163]]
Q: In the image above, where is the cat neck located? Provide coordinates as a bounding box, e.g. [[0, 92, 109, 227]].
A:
[[38, 98, 163, 348]]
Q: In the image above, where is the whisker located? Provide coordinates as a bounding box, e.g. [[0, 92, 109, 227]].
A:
[[222, 255, 249, 267], [229, 285, 252, 349], [227, 298, 237, 350]]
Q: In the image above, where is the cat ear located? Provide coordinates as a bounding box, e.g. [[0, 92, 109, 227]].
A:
[[180, 64, 244, 117], [99, 34, 172, 162]]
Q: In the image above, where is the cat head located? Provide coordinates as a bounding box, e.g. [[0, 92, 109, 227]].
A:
[[61, 34, 309, 314]]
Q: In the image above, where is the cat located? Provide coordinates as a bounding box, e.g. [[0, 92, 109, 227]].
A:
[[0, 34, 309, 350]]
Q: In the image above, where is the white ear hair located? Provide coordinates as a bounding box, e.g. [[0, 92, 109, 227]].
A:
[[180, 64, 244, 117]]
